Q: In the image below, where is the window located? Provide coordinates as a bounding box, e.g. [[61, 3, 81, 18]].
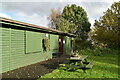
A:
[[26, 31, 44, 53]]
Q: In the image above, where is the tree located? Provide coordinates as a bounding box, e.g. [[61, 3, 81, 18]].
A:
[[61, 4, 91, 50], [48, 4, 91, 36], [48, 8, 61, 29], [91, 2, 120, 47], [61, 4, 91, 36], [48, 4, 91, 50]]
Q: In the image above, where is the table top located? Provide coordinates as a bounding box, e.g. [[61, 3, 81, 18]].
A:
[[68, 55, 88, 61], [70, 57, 80, 59]]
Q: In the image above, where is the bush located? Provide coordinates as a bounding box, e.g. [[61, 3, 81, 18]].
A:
[[73, 40, 92, 51], [73, 46, 119, 56]]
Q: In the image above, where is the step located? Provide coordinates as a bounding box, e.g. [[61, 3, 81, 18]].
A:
[[86, 62, 94, 69]]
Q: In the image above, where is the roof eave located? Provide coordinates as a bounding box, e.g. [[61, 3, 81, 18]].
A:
[[0, 17, 76, 37]]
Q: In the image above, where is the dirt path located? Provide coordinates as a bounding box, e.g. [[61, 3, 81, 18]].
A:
[[2, 55, 69, 79]]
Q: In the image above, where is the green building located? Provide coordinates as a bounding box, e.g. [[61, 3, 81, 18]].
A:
[[0, 17, 75, 73]]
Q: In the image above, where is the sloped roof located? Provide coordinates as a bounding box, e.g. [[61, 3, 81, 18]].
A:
[[0, 17, 75, 37]]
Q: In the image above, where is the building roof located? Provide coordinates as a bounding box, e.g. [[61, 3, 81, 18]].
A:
[[0, 17, 75, 37]]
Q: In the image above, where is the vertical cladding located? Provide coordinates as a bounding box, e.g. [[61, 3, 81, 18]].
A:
[[1, 27, 56, 73], [0, 27, 10, 73], [50, 34, 59, 52], [10, 28, 25, 70], [1, 19, 75, 73], [64, 36, 72, 54], [26, 31, 44, 53], [0, 27, 1, 73], [1, 26, 72, 73], [9, 29, 51, 71]]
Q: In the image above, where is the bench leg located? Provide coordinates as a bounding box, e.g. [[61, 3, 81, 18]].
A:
[[85, 59, 87, 62], [80, 61, 87, 73], [83, 69, 86, 73], [80, 61, 84, 67]]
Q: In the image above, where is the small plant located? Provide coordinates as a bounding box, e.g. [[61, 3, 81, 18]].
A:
[[43, 37, 50, 51]]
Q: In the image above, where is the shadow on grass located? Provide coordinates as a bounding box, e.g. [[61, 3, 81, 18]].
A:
[[92, 62, 119, 75], [89, 54, 118, 66]]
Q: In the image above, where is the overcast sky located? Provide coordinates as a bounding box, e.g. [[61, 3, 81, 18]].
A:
[[0, 0, 119, 28]]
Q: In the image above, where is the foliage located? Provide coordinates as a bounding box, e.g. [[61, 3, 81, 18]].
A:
[[73, 38, 92, 50], [43, 37, 50, 51], [90, 2, 120, 47], [40, 53, 119, 78], [48, 4, 91, 50], [77, 47, 119, 56], [61, 4, 91, 35], [48, 8, 61, 29], [61, 4, 91, 50]]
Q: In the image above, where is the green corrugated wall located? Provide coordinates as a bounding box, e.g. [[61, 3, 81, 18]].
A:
[[10, 28, 25, 70], [64, 36, 72, 54], [0, 27, 10, 73], [26, 31, 44, 53], [0, 27, 1, 73], [0, 27, 59, 73], [50, 34, 58, 52]]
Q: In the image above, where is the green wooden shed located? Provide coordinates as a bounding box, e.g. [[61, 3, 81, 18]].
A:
[[0, 17, 75, 73]]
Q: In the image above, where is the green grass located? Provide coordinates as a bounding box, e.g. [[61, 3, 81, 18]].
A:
[[39, 48, 119, 78]]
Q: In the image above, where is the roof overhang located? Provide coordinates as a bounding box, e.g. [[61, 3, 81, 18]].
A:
[[0, 17, 76, 37]]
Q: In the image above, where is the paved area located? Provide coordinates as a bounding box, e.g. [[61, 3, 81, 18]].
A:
[[2, 55, 69, 79]]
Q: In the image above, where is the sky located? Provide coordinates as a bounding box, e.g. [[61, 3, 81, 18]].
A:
[[0, 0, 119, 28]]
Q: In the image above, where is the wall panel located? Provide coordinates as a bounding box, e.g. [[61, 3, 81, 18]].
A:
[[1, 27, 63, 73], [0, 27, 10, 73]]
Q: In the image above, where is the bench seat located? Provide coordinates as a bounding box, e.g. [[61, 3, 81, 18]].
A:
[[86, 62, 94, 69]]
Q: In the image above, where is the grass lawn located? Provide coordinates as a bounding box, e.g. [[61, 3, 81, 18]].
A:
[[39, 53, 119, 78]]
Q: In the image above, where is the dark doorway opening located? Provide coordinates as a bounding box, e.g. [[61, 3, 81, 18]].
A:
[[59, 35, 64, 55]]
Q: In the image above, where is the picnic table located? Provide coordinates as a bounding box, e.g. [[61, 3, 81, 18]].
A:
[[68, 55, 88, 67], [59, 55, 94, 73]]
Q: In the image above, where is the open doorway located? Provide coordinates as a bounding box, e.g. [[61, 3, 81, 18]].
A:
[[59, 35, 64, 55]]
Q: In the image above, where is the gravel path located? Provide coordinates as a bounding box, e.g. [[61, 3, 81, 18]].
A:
[[2, 55, 69, 79]]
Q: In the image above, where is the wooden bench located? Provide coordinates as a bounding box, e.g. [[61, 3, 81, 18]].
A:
[[81, 62, 94, 73], [68, 55, 88, 61], [86, 62, 94, 69], [59, 64, 80, 70], [59, 55, 94, 73]]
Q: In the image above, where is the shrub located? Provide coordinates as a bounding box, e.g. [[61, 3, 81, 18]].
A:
[[73, 46, 119, 56], [42, 37, 50, 51]]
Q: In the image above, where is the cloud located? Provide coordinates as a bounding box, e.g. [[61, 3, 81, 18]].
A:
[[1, 1, 116, 27], [15, 12, 49, 27], [66, 2, 113, 27], [2, 2, 62, 27], [0, 13, 12, 19], [1, 2, 66, 27], [2, 0, 119, 2], [79, 2, 113, 27], [2, 2, 50, 15], [81, 2, 112, 18]]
